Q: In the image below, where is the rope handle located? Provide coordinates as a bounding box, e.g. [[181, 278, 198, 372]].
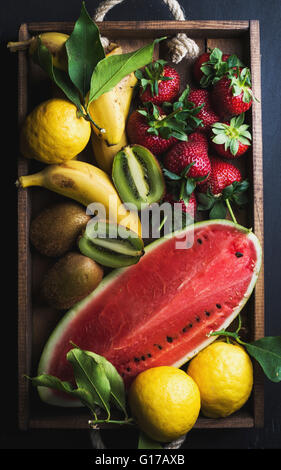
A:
[[93, 0, 199, 63]]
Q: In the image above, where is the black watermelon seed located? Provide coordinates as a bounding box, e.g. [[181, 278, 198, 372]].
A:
[[126, 367, 131, 372], [216, 304, 221, 309], [147, 353, 152, 358], [197, 238, 202, 244], [154, 344, 162, 350], [182, 327, 188, 333], [134, 357, 140, 362], [235, 252, 243, 258], [166, 336, 173, 343], [189, 323, 193, 328], [205, 311, 210, 316], [196, 316, 200, 322], [141, 356, 146, 361]]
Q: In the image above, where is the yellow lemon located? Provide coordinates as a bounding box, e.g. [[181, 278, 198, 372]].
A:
[[20, 98, 91, 164], [128, 366, 201, 443], [187, 341, 253, 418]]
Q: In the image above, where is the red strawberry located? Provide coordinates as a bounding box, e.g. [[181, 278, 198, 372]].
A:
[[197, 156, 249, 221], [136, 60, 180, 105], [203, 156, 242, 194], [163, 191, 197, 217], [188, 131, 209, 149], [210, 113, 251, 159], [193, 49, 231, 86], [164, 140, 211, 183], [188, 88, 220, 133], [126, 105, 178, 155], [211, 67, 254, 119]]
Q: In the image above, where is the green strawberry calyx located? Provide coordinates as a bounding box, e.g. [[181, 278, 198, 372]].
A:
[[163, 163, 208, 209], [200, 48, 243, 88], [137, 94, 202, 141], [211, 113, 252, 155], [227, 66, 257, 103], [135, 59, 173, 97], [197, 180, 249, 221], [162, 85, 204, 133]]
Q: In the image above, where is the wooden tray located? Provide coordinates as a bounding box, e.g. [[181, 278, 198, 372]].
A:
[[18, 20, 264, 431]]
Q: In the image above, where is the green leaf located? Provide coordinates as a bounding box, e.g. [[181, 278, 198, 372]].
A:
[[212, 134, 228, 145], [27, 373, 74, 395], [88, 37, 164, 104], [36, 38, 84, 114], [244, 336, 281, 382], [65, 2, 105, 98], [196, 191, 215, 211], [230, 138, 239, 155], [185, 179, 196, 196], [85, 350, 127, 416], [163, 169, 182, 181], [209, 200, 227, 219], [67, 348, 111, 416], [138, 431, 163, 449]]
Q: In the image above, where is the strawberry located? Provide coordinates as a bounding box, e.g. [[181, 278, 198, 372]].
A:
[[164, 141, 210, 180], [126, 105, 177, 155], [136, 60, 180, 105], [193, 48, 234, 87], [197, 156, 249, 221], [163, 191, 197, 217], [187, 88, 220, 133], [210, 113, 252, 159], [211, 67, 254, 119], [188, 131, 209, 149]]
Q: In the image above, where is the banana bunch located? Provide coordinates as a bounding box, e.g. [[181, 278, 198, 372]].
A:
[[17, 160, 142, 237]]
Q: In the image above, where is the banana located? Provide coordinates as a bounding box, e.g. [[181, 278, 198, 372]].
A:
[[88, 45, 137, 146], [91, 131, 127, 174], [17, 160, 142, 237], [8, 32, 69, 71]]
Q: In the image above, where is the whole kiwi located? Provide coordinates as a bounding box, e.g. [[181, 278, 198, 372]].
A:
[[41, 252, 103, 310], [30, 201, 91, 257]]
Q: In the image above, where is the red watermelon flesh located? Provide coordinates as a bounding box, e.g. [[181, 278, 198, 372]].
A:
[[38, 221, 261, 406]]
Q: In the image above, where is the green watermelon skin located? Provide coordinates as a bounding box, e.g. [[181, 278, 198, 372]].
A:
[[37, 220, 262, 406]]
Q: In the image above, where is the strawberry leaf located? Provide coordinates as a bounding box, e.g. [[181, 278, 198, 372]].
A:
[[209, 199, 227, 219]]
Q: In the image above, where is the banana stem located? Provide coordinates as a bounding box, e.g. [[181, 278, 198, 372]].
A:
[[7, 38, 33, 52], [16, 174, 42, 188]]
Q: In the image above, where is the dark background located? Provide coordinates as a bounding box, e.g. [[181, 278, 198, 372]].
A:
[[2, 0, 281, 451]]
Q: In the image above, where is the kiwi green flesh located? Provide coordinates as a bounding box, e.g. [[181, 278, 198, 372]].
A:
[[78, 220, 144, 268], [112, 145, 165, 210]]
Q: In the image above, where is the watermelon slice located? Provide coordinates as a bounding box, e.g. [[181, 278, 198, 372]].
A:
[[37, 220, 262, 406]]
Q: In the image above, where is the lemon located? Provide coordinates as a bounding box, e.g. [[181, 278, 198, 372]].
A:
[[20, 98, 91, 164], [128, 366, 201, 443], [187, 341, 253, 418]]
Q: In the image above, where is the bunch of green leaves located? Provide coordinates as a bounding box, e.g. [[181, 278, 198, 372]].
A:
[[135, 59, 172, 97], [199, 47, 243, 88], [34, 2, 164, 131], [27, 345, 131, 427], [209, 317, 281, 383], [197, 180, 249, 222], [211, 113, 252, 156]]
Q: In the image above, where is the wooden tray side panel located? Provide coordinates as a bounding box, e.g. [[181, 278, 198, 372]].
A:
[[17, 20, 264, 431]]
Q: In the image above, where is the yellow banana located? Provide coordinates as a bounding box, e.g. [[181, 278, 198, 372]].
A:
[[88, 45, 137, 146], [8, 32, 69, 71], [17, 160, 141, 237], [91, 131, 127, 174]]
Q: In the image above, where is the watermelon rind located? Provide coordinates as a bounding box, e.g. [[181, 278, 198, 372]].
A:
[[36, 219, 262, 407]]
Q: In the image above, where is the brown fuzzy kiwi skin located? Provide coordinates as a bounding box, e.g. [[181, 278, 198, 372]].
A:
[[30, 201, 91, 258], [41, 252, 103, 310]]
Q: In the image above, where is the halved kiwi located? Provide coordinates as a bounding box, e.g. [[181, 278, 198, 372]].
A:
[[112, 144, 165, 210], [78, 219, 145, 268]]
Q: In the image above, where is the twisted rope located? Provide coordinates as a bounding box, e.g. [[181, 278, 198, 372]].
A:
[[93, 0, 199, 63]]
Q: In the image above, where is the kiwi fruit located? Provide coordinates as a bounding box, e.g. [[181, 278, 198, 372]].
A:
[[78, 220, 144, 268], [41, 252, 103, 310], [112, 144, 165, 210], [30, 201, 91, 257]]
